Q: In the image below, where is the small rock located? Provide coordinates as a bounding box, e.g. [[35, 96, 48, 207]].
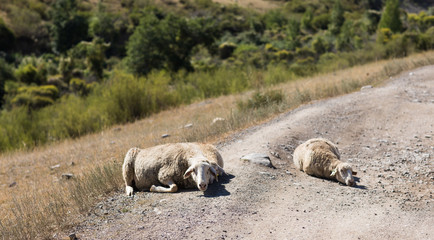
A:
[[361, 85, 373, 91], [409, 72, 414, 76], [241, 153, 274, 168], [9, 182, 17, 188], [161, 134, 170, 138], [184, 123, 193, 128], [62, 173, 74, 180], [270, 151, 280, 159], [70, 162, 75, 166], [69, 233, 78, 240], [425, 135, 431, 138], [211, 117, 225, 125], [50, 164, 61, 170], [154, 208, 162, 215]]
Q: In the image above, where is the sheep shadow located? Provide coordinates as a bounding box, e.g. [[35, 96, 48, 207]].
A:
[[202, 173, 235, 198], [334, 176, 366, 189], [353, 176, 367, 189]]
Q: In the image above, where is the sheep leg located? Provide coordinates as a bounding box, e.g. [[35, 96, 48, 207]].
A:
[[150, 179, 178, 193], [123, 169, 135, 196], [122, 149, 137, 196]]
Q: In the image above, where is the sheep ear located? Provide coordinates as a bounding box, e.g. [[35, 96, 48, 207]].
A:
[[352, 171, 357, 176], [217, 165, 226, 175], [184, 166, 195, 179], [210, 166, 218, 182]]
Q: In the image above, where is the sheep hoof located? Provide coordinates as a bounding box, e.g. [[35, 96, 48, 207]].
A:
[[126, 186, 134, 196], [150, 185, 157, 192]]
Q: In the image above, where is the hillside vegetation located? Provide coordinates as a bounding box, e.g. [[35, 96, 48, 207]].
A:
[[0, 0, 433, 153]]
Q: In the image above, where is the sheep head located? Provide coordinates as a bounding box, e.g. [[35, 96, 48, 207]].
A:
[[331, 163, 357, 187], [183, 161, 218, 192]]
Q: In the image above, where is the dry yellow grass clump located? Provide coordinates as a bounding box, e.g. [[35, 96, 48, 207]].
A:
[[0, 51, 433, 239]]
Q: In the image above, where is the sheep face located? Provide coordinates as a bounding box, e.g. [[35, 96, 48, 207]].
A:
[[333, 163, 357, 187], [183, 162, 218, 192]]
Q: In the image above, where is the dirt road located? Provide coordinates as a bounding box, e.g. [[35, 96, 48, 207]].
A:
[[70, 66, 433, 239]]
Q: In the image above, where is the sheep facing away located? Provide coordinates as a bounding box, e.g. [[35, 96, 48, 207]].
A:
[[293, 138, 357, 186], [122, 142, 225, 196]]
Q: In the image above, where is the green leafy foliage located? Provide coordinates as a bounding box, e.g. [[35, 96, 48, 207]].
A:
[[237, 90, 284, 111], [51, 0, 89, 53], [262, 10, 288, 29], [378, 0, 402, 33], [329, 0, 345, 35], [11, 85, 58, 109], [312, 13, 330, 30], [0, 0, 433, 152], [126, 11, 220, 76], [15, 64, 45, 85], [0, 59, 15, 106], [301, 7, 314, 31], [377, 28, 393, 44]]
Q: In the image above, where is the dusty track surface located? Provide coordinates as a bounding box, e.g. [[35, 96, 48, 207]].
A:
[[70, 66, 433, 239]]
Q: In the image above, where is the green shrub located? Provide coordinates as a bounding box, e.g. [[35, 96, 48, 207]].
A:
[[237, 90, 284, 111], [364, 10, 382, 34], [11, 85, 59, 109], [51, 0, 90, 53], [312, 13, 330, 30], [274, 50, 294, 62], [184, 67, 250, 98], [377, 0, 402, 33], [39, 94, 105, 139], [15, 64, 45, 85], [262, 9, 288, 29], [329, 0, 345, 35], [336, 20, 357, 51], [284, 0, 307, 13], [102, 71, 179, 123], [422, 16, 434, 31], [0, 107, 42, 151], [265, 43, 277, 52], [234, 44, 259, 56], [301, 7, 314, 31], [295, 47, 316, 59], [312, 37, 328, 55], [289, 57, 317, 76], [89, 12, 116, 42], [264, 64, 296, 86], [377, 27, 393, 44], [0, 59, 15, 106], [127, 11, 220, 76], [70, 78, 91, 96], [317, 52, 349, 72]]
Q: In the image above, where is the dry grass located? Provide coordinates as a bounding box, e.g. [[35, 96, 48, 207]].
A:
[[0, 51, 433, 239]]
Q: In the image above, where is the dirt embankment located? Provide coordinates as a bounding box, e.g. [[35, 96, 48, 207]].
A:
[[67, 66, 433, 240]]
